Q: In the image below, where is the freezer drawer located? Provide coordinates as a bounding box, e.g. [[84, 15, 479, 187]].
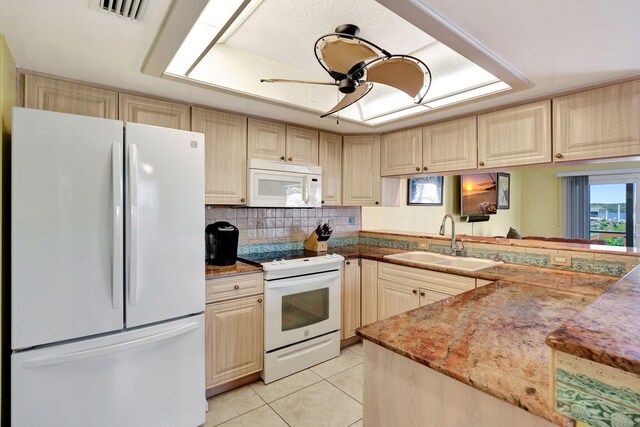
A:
[[11, 315, 205, 427]]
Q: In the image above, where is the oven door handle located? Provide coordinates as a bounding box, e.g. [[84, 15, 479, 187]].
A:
[[266, 271, 339, 289]]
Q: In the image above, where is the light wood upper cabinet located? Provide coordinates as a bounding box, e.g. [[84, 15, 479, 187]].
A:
[[318, 132, 342, 205], [361, 259, 378, 326], [24, 74, 117, 119], [192, 107, 247, 205], [553, 80, 640, 162], [286, 126, 319, 165], [381, 128, 423, 176], [205, 294, 263, 389], [119, 93, 190, 130], [247, 118, 286, 162], [378, 279, 419, 320], [342, 135, 381, 206], [423, 116, 477, 173], [477, 100, 551, 168], [342, 259, 361, 340]]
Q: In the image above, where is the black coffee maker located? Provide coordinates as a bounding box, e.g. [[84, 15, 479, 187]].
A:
[[205, 222, 239, 266]]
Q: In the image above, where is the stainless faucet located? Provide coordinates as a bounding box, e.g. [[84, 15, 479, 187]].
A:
[[439, 214, 459, 256]]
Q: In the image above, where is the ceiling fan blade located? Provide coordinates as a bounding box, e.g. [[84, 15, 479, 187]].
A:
[[365, 57, 426, 99], [320, 83, 373, 118], [319, 38, 379, 74], [260, 79, 337, 86]]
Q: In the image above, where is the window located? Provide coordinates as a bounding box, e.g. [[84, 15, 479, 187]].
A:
[[589, 174, 639, 248]]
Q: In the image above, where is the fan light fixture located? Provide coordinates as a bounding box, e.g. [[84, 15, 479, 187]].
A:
[[261, 24, 432, 119]]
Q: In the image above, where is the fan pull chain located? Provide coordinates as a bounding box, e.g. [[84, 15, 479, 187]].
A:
[[336, 89, 340, 125]]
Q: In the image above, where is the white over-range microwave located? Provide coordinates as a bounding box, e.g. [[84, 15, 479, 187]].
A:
[[247, 159, 322, 208]]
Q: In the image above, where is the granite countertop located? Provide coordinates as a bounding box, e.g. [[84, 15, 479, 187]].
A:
[[205, 260, 262, 279], [546, 265, 640, 375]]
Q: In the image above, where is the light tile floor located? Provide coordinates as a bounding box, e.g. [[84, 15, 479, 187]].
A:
[[206, 344, 364, 427]]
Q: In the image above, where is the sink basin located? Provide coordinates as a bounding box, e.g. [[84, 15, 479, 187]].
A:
[[384, 251, 502, 272]]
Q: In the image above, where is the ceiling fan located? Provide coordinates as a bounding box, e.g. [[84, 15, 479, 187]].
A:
[[260, 24, 432, 119]]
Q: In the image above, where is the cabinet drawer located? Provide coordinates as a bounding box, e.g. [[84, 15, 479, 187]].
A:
[[206, 272, 263, 303], [378, 262, 475, 295]]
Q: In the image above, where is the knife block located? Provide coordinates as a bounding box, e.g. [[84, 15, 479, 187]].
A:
[[304, 232, 327, 252]]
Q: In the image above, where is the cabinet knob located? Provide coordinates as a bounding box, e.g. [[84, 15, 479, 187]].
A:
[[479, 161, 485, 166], [240, 198, 245, 203], [321, 200, 325, 204], [420, 291, 425, 297], [423, 166, 428, 171], [346, 261, 351, 265], [257, 298, 262, 303], [412, 289, 418, 294], [375, 201, 379, 205], [234, 285, 240, 290], [555, 153, 563, 159], [288, 157, 293, 161], [415, 167, 420, 171], [280, 156, 285, 161]]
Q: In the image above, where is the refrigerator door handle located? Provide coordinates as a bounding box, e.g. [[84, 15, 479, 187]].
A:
[[112, 142, 123, 309], [128, 143, 139, 306], [21, 321, 200, 369]]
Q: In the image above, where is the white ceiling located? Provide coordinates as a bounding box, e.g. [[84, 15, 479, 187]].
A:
[[0, 0, 639, 134]]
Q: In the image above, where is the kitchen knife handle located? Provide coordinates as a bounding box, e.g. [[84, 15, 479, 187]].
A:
[[128, 143, 139, 307], [112, 142, 123, 310]]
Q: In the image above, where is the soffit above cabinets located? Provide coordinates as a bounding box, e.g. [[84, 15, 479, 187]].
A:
[[0, 0, 638, 133]]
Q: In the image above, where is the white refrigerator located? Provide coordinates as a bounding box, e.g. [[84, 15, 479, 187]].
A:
[[10, 108, 206, 427]]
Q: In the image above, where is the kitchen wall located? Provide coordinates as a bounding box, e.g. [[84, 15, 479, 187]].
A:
[[0, 33, 15, 422], [205, 206, 361, 247], [362, 172, 522, 238], [520, 161, 640, 238]]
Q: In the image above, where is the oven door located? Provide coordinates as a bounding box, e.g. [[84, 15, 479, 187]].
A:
[[264, 270, 340, 351], [247, 169, 321, 208]]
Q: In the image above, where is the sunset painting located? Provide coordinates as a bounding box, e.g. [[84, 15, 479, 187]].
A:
[[461, 173, 498, 215]]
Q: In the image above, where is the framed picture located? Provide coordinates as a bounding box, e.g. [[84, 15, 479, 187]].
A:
[[407, 177, 444, 206], [497, 172, 510, 209]]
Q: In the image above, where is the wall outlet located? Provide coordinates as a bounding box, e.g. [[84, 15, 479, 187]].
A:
[[349, 216, 356, 225], [551, 253, 572, 266]]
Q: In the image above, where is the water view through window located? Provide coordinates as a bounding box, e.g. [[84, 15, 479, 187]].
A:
[[589, 182, 635, 247]]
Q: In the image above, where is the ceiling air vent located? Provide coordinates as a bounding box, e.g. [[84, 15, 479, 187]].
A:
[[92, 0, 149, 21]]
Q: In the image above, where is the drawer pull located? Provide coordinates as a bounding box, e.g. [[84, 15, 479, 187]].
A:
[[234, 285, 240, 290]]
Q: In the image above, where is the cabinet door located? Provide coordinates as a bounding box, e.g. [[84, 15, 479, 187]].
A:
[[119, 93, 190, 130], [192, 107, 247, 205], [286, 126, 319, 165], [423, 116, 477, 173], [553, 80, 640, 162], [342, 259, 361, 340], [205, 295, 263, 389], [247, 118, 286, 161], [477, 100, 551, 168], [381, 128, 423, 176], [24, 74, 117, 119], [361, 259, 378, 326], [419, 288, 451, 307], [343, 135, 381, 206], [318, 132, 342, 205], [377, 279, 419, 320]]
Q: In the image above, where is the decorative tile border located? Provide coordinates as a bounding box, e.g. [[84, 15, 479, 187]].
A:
[[556, 369, 640, 427]]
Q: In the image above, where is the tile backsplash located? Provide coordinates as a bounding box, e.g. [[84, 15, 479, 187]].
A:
[[205, 206, 361, 247]]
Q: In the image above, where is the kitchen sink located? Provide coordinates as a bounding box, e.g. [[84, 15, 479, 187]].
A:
[[384, 251, 502, 272]]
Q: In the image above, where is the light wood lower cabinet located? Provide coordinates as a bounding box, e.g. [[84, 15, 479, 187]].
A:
[[342, 135, 381, 206], [318, 132, 342, 205], [205, 293, 263, 390], [342, 259, 361, 340], [477, 100, 552, 168], [192, 107, 247, 205], [378, 279, 420, 320], [553, 80, 640, 162], [24, 74, 118, 119], [119, 93, 190, 130], [381, 128, 423, 176], [361, 259, 378, 326]]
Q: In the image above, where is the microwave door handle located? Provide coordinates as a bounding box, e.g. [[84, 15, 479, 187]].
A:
[[302, 176, 310, 204]]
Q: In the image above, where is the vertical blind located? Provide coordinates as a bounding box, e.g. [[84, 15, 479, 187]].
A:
[[563, 176, 590, 239]]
